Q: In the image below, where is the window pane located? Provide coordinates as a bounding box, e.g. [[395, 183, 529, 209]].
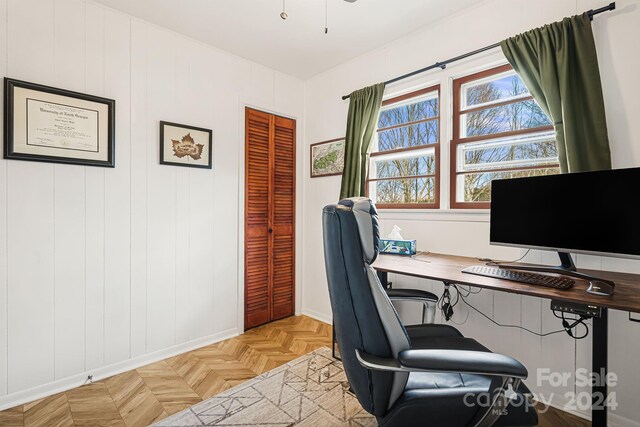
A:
[[458, 168, 560, 203], [379, 96, 438, 129], [373, 177, 436, 204], [461, 135, 558, 172], [375, 155, 435, 178], [378, 121, 438, 151], [463, 73, 528, 109], [462, 99, 551, 138]]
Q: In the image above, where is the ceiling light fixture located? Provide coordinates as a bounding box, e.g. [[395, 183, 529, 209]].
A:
[[325, 0, 329, 34], [278, 0, 358, 31]]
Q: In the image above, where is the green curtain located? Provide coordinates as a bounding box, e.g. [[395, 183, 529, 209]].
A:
[[339, 83, 385, 199], [501, 12, 611, 173]]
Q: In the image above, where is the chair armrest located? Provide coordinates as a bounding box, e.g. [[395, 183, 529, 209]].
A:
[[355, 348, 527, 379], [399, 349, 528, 379], [385, 288, 438, 302]]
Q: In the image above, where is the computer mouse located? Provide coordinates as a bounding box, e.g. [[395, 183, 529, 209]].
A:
[[586, 280, 614, 296]]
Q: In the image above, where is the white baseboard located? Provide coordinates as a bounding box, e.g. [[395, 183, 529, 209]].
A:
[[0, 328, 238, 411], [534, 396, 589, 422], [609, 412, 640, 427], [532, 387, 640, 426], [301, 308, 332, 325]]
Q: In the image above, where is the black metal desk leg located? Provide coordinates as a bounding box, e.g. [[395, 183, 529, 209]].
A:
[[377, 270, 389, 289], [592, 308, 608, 427]]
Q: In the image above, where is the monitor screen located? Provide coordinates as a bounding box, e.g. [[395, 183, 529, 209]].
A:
[[490, 168, 640, 259]]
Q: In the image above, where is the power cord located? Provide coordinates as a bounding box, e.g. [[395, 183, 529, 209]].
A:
[[456, 289, 567, 337], [476, 249, 531, 267], [411, 250, 431, 263], [552, 310, 590, 339], [437, 284, 589, 339], [455, 284, 482, 296], [437, 284, 457, 321]]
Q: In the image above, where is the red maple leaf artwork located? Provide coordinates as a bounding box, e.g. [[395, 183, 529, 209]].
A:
[[171, 133, 204, 160]]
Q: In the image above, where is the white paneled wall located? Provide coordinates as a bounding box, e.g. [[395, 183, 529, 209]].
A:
[[0, 0, 304, 410], [301, 0, 640, 425]]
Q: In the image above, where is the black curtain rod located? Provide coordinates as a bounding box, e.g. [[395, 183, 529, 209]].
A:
[[341, 2, 616, 100]]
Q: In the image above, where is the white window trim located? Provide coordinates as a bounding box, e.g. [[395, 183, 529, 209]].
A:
[[459, 69, 527, 111], [457, 130, 558, 173]]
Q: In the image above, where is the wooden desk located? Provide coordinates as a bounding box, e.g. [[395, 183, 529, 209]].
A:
[[374, 252, 640, 313], [373, 252, 640, 427]]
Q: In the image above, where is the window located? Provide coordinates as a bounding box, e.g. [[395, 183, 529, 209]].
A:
[[368, 85, 440, 208], [450, 65, 560, 209]]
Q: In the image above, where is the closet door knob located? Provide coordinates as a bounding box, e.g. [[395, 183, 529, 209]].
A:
[[268, 228, 273, 233]]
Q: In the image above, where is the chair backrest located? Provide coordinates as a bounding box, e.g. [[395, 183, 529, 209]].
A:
[[322, 198, 410, 416]]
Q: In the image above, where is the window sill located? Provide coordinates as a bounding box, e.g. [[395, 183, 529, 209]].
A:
[[376, 208, 490, 223]]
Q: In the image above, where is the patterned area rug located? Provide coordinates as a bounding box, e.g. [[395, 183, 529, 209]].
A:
[[153, 346, 376, 426]]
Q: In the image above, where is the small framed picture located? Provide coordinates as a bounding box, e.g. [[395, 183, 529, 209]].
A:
[[310, 137, 345, 178], [4, 77, 115, 167], [160, 121, 212, 169]]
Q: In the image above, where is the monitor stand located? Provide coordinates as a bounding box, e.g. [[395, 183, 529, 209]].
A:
[[498, 251, 615, 296]]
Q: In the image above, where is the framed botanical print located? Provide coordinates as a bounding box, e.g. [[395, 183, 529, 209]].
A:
[[4, 77, 115, 167], [160, 121, 212, 169], [310, 137, 345, 178]]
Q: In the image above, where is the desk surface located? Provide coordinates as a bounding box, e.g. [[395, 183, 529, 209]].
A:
[[373, 252, 640, 314]]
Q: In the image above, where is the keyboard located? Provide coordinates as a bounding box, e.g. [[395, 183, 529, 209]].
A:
[[462, 265, 575, 290]]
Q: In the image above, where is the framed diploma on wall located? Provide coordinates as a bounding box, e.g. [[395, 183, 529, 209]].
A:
[[4, 77, 115, 167]]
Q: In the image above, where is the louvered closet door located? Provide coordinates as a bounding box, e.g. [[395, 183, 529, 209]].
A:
[[271, 116, 295, 321], [245, 109, 272, 328], [245, 108, 296, 329]]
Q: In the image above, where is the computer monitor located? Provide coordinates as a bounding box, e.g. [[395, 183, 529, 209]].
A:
[[490, 167, 640, 294]]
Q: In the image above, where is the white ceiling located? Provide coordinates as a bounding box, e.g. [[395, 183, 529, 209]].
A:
[[92, 0, 486, 79]]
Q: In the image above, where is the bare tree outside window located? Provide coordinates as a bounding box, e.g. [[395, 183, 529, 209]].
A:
[[452, 66, 560, 208], [371, 87, 440, 206], [371, 67, 559, 210]]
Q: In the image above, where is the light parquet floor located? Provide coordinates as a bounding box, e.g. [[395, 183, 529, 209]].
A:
[[0, 315, 588, 427]]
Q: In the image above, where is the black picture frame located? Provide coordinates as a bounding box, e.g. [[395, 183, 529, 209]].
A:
[[159, 121, 213, 169], [4, 77, 115, 167]]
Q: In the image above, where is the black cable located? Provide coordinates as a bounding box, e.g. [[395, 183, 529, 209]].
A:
[[438, 285, 478, 323], [455, 284, 482, 297], [436, 280, 588, 339], [552, 310, 590, 339], [437, 285, 456, 321], [449, 286, 471, 325], [564, 314, 589, 339], [477, 249, 531, 267], [456, 289, 566, 337]]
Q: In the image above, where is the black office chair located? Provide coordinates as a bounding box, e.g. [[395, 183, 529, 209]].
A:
[[322, 198, 538, 427], [330, 200, 438, 357]]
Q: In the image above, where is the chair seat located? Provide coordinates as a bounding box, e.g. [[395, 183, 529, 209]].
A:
[[384, 374, 537, 427], [379, 323, 538, 427], [406, 371, 489, 391], [411, 335, 491, 352], [406, 324, 491, 352], [386, 288, 438, 301]]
